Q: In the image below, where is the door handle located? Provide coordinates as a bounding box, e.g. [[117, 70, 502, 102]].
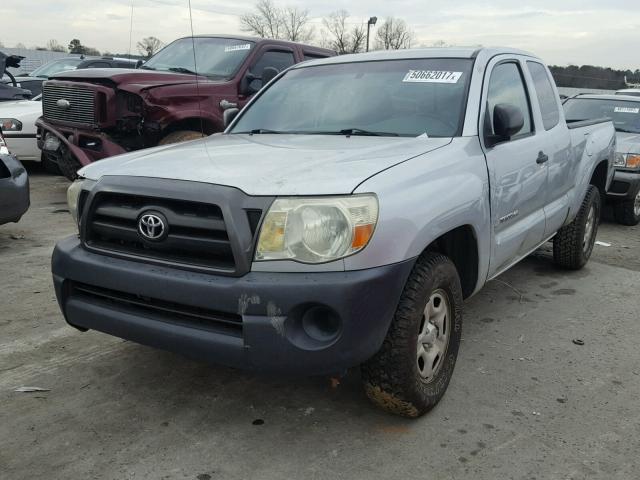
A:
[[536, 151, 549, 164]]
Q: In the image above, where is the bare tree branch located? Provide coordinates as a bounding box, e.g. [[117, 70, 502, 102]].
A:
[[282, 7, 314, 42], [322, 10, 365, 54], [137, 37, 164, 59], [374, 17, 412, 50], [240, 0, 283, 39]]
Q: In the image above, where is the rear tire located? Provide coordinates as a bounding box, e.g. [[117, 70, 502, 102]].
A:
[[158, 130, 205, 145], [613, 187, 640, 226], [361, 252, 463, 418], [553, 185, 601, 270]]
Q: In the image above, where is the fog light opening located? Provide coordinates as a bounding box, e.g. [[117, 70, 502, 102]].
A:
[[301, 306, 341, 343]]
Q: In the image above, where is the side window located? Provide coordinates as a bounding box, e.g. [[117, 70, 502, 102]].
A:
[[252, 50, 295, 75], [486, 62, 533, 139], [527, 61, 560, 130]]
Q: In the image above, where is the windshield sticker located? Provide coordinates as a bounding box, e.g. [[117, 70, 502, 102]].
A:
[[403, 70, 463, 84], [225, 44, 252, 53], [614, 106, 640, 114]]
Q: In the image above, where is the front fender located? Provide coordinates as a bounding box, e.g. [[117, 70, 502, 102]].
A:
[[348, 137, 490, 294]]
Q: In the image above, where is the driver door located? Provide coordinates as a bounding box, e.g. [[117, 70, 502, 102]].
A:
[[481, 57, 549, 278]]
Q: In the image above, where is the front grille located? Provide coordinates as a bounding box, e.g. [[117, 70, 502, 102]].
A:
[[43, 84, 97, 125], [70, 282, 243, 337], [84, 192, 237, 272]]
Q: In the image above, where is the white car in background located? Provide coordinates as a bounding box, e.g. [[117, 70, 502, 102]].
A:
[[0, 96, 54, 169]]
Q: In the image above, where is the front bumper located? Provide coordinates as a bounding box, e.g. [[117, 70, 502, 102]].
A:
[[52, 236, 415, 376], [607, 169, 640, 200], [36, 118, 126, 167], [0, 154, 30, 225]]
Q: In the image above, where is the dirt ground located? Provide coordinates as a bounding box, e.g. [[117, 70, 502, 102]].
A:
[[1, 167, 639, 480]]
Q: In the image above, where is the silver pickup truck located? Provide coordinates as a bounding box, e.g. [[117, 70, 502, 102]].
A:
[[52, 48, 615, 417]]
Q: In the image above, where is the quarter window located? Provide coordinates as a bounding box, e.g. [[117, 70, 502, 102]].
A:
[[527, 61, 560, 130], [486, 62, 533, 139]]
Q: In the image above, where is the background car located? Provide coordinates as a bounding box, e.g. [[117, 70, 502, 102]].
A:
[[0, 130, 30, 225], [1, 56, 140, 99], [0, 95, 49, 167]]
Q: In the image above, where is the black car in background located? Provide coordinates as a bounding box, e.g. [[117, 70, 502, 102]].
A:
[[1, 55, 140, 99]]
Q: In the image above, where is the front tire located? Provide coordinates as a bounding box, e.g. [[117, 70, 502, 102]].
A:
[[553, 185, 601, 270], [158, 130, 205, 145], [361, 252, 463, 418], [613, 186, 640, 226]]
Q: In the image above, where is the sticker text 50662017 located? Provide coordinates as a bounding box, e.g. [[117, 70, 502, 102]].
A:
[[403, 70, 463, 84]]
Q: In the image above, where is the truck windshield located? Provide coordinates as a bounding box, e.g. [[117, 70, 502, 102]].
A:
[[142, 37, 255, 79], [231, 58, 473, 137], [564, 98, 640, 133]]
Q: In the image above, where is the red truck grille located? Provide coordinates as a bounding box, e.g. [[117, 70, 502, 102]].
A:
[[43, 83, 97, 125], [83, 192, 238, 273]]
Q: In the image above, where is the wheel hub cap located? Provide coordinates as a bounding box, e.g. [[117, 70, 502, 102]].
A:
[[417, 289, 451, 382], [583, 205, 596, 250]]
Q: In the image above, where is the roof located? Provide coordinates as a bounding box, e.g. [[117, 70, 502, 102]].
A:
[[617, 88, 640, 93], [173, 34, 334, 53], [292, 47, 539, 69], [567, 94, 640, 102]]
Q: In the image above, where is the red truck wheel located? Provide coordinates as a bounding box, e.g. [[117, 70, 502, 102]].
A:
[[158, 130, 205, 145]]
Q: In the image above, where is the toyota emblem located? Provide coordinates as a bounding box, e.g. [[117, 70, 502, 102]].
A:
[[138, 212, 167, 241], [56, 99, 71, 110]]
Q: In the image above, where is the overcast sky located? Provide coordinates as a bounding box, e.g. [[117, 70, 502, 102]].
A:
[[2, 0, 639, 70]]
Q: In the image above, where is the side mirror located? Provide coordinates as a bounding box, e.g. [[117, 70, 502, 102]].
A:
[[261, 66, 279, 86], [223, 108, 240, 129], [488, 104, 524, 146]]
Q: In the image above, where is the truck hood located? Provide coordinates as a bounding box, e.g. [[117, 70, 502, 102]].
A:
[[50, 68, 214, 89], [616, 131, 640, 154], [80, 134, 451, 196]]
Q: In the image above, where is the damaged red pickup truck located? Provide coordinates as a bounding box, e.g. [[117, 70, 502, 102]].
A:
[[36, 35, 334, 180]]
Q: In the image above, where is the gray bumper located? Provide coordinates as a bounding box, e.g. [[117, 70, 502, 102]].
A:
[[607, 169, 640, 200], [0, 154, 30, 225], [52, 236, 415, 376]]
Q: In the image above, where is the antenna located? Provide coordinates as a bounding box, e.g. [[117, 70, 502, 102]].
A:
[[128, 0, 134, 57], [188, 0, 205, 136]]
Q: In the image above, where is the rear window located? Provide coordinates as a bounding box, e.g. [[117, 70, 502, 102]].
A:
[[564, 98, 640, 134], [527, 61, 560, 130]]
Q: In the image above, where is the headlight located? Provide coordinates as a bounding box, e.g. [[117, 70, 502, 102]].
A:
[[614, 152, 627, 167], [0, 118, 22, 132], [614, 152, 640, 169], [256, 195, 378, 264], [67, 179, 85, 225]]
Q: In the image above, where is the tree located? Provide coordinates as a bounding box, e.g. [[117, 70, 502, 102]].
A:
[[137, 36, 164, 59], [46, 39, 66, 52], [241, 0, 283, 38], [68, 39, 85, 54], [374, 18, 412, 50], [240, 0, 313, 42], [282, 7, 314, 42], [15, 43, 27, 49], [322, 10, 366, 55], [84, 46, 101, 56], [0, 40, 4, 48]]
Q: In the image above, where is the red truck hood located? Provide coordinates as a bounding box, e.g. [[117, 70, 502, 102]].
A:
[[50, 68, 217, 90]]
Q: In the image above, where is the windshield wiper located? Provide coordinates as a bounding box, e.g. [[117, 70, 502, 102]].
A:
[[168, 67, 198, 75], [239, 129, 289, 135], [338, 128, 399, 137]]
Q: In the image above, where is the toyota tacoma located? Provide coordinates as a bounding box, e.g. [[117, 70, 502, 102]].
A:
[[52, 48, 615, 417]]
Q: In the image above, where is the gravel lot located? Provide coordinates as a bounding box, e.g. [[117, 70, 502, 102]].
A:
[[1, 167, 639, 480]]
